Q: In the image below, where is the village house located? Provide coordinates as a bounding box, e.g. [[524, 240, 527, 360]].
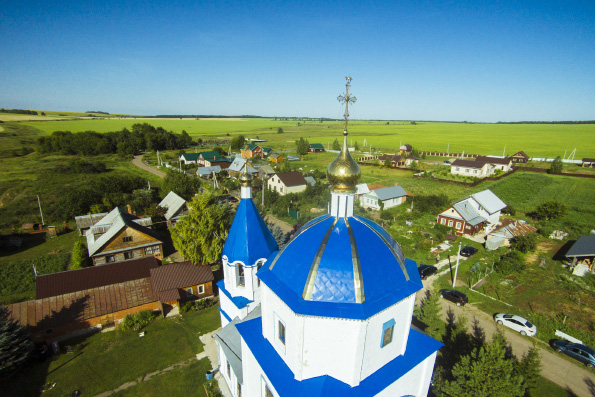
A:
[[510, 151, 530, 163], [180, 152, 200, 165], [361, 185, 408, 210], [308, 143, 325, 153], [228, 157, 258, 179], [450, 159, 496, 177], [74, 212, 108, 236], [405, 155, 420, 166], [257, 164, 276, 180], [399, 144, 412, 155], [475, 156, 513, 172], [267, 171, 308, 195], [149, 261, 215, 315], [378, 154, 406, 167], [485, 219, 537, 250], [86, 207, 164, 265], [268, 152, 283, 163], [197, 165, 222, 179], [566, 235, 595, 271], [354, 183, 370, 200], [241, 144, 264, 159], [437, 189, 507, 236], [158, 191, 188, 226], [198, 151, 226, 167]]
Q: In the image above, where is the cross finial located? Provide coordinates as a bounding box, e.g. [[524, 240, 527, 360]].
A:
[[337, 76, 357, 133]]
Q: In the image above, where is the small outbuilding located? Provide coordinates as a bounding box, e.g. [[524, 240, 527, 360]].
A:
[[566, 235, 595, 271], [361, 186, 408, 210]]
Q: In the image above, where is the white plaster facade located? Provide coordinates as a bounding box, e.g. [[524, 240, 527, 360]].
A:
[[360, 193, 406, 210], [451, 162, 495, 177], [267, 174, 307, 195]]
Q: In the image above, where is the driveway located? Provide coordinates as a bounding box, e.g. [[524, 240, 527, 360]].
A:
[[132, 154, 166, 178], [420, 262, 595, 396]]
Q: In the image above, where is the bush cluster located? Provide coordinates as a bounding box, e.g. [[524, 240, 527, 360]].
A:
[[180, 297, 217, 314], [120, 310, 156, 331], [494, 251, 525, 274]]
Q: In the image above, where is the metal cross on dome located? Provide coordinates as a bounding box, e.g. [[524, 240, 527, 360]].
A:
[[337, 76, 357, 132]]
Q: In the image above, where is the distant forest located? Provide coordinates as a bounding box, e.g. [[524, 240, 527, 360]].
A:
[[36, 123, 193, 156], [496, 120, 595, 124], [0, 108, 38, 115]]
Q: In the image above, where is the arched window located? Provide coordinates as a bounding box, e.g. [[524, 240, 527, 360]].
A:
[[237, 264, 245, 287]]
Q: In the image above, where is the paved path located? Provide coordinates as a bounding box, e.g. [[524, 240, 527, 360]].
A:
[[420, 264, 595, 397], [132, 154, 166, 179], [200, 329, 233, 397]]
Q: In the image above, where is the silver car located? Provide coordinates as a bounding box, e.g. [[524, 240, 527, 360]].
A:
[[494, 314, 537, 336]]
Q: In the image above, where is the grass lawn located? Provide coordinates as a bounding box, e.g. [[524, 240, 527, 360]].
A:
[[532, 376, 579, 397], [0, 304, 221, 396], [114, 358, 211, 396], [0, 229, 80, 265]]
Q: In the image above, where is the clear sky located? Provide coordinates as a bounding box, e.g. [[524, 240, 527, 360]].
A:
[[1, 0, 594, 122]]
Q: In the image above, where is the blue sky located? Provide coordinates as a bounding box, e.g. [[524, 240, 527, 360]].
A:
[[1, 0, 594, 122]]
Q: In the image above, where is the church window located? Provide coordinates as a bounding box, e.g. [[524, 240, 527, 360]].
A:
[[381, 319, 395, 348], [237, 265, 245, 287], [278, 320, 286, 345], [226, 361, 231, 378]]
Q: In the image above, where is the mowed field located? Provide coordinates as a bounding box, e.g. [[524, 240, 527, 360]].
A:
[[13, 117, 595, 158]]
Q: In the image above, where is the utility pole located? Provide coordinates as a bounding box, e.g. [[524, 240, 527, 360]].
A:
[[37, 195, 44, 225], [503, 145, 506, 157], [452, 242, 462, 288], [447, 143, 450, 154]]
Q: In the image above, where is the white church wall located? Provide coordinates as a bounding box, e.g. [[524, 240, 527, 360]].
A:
[[241, 339, 280, 397], [219, 345, 242, 397], [219, 290, 246, 323], [359, 294, 415, 381], [377, 351, 438, 397]]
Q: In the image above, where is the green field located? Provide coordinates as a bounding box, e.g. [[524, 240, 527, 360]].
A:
[[11, 117, 595, 158]]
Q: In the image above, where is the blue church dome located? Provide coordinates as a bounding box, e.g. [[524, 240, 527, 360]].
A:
[[223, 198, 278, 266], [257, 214, 422, 320]]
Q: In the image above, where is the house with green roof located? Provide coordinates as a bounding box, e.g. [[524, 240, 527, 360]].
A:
[[180, 152, 200, 164], [309, 143, 325, 153]]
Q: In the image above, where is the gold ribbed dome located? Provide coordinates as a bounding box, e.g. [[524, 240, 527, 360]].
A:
[[327, 130, 360, 192], [240, 163, 253, 186]]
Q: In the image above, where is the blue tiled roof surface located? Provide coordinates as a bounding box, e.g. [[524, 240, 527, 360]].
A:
[[258, 215, 423, 320], [236, 316, 443, 396], [223, 199, 278, 266]]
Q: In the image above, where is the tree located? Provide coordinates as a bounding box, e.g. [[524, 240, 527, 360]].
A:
[[438, 330, 525, 397], [494, 250, 525, 274], [510, 234, 537, 253], [0, 306, 33, 379], [170, 193, 232, 264], [415, 290, 443, 339], [161, 169, 201, 201], [550, 156, 563, 173], [277, 127, 284, 134], [230, 135, 245, 150], [71, 241, 90, 269], [295, 137, 310, 156], [516, 345, 541, 395], [384, 157, 392, 168], [354, 141, 360, 151], [332, 139, 341, 150], [532, 201, 567, 220]]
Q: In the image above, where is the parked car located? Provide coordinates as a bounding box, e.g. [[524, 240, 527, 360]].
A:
[[552, 340, 595, 369], [443, 160, 451, 164], [494, 314, 537, 336], [438, 289, 468, 306], [418, 264, 438, 280], [460, 246, 478, 257]]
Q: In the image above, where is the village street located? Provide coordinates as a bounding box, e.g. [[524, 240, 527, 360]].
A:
[[132, 155, 166, 178], [421, 260, 595, 397]]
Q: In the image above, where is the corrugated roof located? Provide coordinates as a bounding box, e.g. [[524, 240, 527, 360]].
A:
[[74, 212, 108, 230], [475, 156, 512, 166], [8, 278, 157, 333], [452, 200, 486, 226], [369, 186, 407, 201], [197, 166, 222, 176], [566, 235, 595, 257], [150, 262, 214, 292], [490, 219, 537, 239], [36, 256, 159, 299], [199, 151, 223, 161], [275, 171, 307, 187], [355, 183, 369, 195], [471, 189, 507, 214], [159, 191, 187, 220], [181, 153, 200, 161], [310, 143, 325, 149], [451, 159, 488, 169], [228, 157, 257, 173], [157, 289, 180, 303], [304, 176, 316, 186], [258, 164, 275, 176]]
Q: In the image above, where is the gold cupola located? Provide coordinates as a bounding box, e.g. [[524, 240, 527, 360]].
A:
[[239, 162, 253, 186], [327, 130, 360, 192]]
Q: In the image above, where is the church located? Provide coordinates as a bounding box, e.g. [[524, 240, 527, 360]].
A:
[[214, 77, 442, 396]]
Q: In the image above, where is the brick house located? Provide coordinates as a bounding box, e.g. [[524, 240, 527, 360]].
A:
[[86, 207, 164, 265]]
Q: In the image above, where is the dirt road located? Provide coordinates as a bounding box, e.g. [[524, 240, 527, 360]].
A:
[[421, 269, 595, 396], [132, 155, 166, 178]]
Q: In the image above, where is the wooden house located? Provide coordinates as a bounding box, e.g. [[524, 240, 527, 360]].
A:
[[86, 207, 164, 265], [74, 212, 108, 236], [149, 261, 215, 314], [158, 191, 188, 226], [241, 144, 264, 159], [228, 157, 258, 178], [361, 186, 407, 210], [437, 189, 506, 236], [510, 151, 530, 163], [198, 151, 224, 166], [309, 143, 325, 153], [268, 153, 283, 163]]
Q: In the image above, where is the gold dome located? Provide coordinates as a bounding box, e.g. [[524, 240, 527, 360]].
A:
[[240, 163, 253, 186], [327, 130, 360, 192]]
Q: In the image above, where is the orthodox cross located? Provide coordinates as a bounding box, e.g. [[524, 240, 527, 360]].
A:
[[337, 76, 357, 131]]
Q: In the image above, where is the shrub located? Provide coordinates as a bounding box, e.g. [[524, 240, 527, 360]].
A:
[[120, 310, 156, 331], [180, 297, 217, 314], [532, 201, 567, 220], [494, 251, 525, 274], [501, 206, 516, 216], [510, 234, 537, 253]]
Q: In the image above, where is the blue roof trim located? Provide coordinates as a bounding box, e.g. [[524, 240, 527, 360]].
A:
[[236, 316, 443, 396], [217, 280, 253, 310], [223, 198, 278, 266], [219, 308, 232, 323]]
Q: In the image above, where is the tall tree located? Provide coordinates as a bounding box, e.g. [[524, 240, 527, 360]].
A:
[[170, 193, 232, 264], [0, 307, 33, 379], [230, 135, 245, 150], [415, 290, 443, 339], [295, 137, 310, 156], [516, 345, 541, 395], [438, 330, 525, 397], [550, 156, 563, 173], [354, 141, 360, 151], [332, 138, 341, 150], [161, 169, 201, 201]]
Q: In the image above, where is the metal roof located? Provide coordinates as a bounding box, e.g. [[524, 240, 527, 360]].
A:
[[181, 152, 200, 161], [355, 183, 369, 195], [452, 200, 486, 226], [222, 198, 278, 265], [150, 261, 214, 292], [451, 159, 488, 169], [310, 143, 325, 149], [36, 256, 159, 299], [74, 212, 108, 230], [304, 176, 316, 186], [566, 235, 595, 257], [274, 171, 307, 187], [228, 157, 257, 173], [471, 189, 507, 214], [199, 151, 223, 161], [368, 186, 407, 201], [197, 166, 222, 176], [475, 156, 512, 166], [159, 191, 187, 220]]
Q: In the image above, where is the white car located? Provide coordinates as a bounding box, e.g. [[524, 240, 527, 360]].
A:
[[494, 314, 537, 336]]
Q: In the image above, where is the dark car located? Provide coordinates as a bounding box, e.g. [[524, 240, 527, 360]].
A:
[[418, 264, 438, 280], [552, 340, 595, 369], [443, 160, 451, 164], [439, 289, 468, 306], [460, 246, 478, 257]]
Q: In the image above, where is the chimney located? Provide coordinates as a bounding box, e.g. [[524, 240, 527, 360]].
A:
[[127, 204, 132, 214]]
